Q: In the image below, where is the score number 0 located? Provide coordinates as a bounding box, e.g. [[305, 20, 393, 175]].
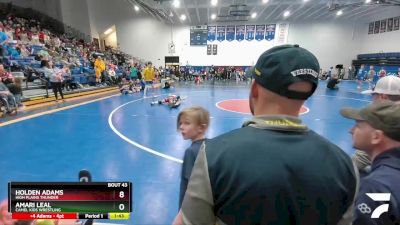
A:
[[119, 191, 125, 211]]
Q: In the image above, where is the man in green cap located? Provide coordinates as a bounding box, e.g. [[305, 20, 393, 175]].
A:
[[173, 44, 358, 225], [341, 101, 400, 225]]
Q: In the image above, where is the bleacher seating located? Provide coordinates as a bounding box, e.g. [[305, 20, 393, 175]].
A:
[[357, 52, 400, 60]]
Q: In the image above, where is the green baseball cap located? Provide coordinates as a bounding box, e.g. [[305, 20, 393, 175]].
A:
[[252, 44, 320, 100], [340, 101, 400, 141]]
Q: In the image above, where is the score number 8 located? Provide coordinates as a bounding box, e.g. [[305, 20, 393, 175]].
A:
[[118, 191, 126, 211]]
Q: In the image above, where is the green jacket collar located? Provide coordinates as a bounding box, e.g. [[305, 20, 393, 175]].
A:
[[242, 115, 308, 132]]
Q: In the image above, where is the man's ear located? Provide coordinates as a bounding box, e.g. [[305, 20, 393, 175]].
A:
[[251, 81, 258, 99], [371, 130, 384, 145]]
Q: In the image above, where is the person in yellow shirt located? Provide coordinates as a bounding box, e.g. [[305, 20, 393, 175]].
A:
[[94, 56, 106, 85], [143, 62, 155, 84]]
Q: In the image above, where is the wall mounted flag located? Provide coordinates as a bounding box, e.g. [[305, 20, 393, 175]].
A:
[[245, 25, 255, 41], [368, 22, 374, 34], [380, 19, 387, 33], [207, 26, 216, 41], [217, 26, 226, 42], [387, 18, 393, 32], [255, 25, 265, 41], [393, 17, 399, 31], [226, 25, 235, 41], [374, 21, 380, 34], [235, 25, 245, 41], [276, 23, 289, 45], [265, 24, 276, 41]]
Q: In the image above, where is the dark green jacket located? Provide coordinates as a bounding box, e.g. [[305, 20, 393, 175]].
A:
[[181, 115, 358, 225]]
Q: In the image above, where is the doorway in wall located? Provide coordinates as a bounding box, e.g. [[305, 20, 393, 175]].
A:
[[165, 56, 180, 76], [100, 25, 118, 51]]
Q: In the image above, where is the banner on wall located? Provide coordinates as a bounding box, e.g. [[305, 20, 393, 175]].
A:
[[245, 25, 255, 41], [255, 25, 265, 41], [235, 25, 245, 41], [265, 24, 276, 41], [207, 44, 212, 55], [387, 18, 394, 32], [226, 25, 235, 41], [207, 26, 216, 42], [212, 44, 217, 55], [275, 23, 289, 45], [217, 26, 226, 42], [394, 17, 400, 31], [380, 19, 387, 33], [374, 21, 380, 34], [368, 22, 374, 34]]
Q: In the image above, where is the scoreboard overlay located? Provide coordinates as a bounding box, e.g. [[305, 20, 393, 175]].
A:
[[8, 182, 132, 220]]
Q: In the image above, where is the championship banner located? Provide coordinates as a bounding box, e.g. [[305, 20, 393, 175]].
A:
[[368, 22, 374, 34], [235, 25, 245, 41], [265, 24, 276, 41], [380, 19, 387, 33], [275, 23, 289, 45], [212, 44, 217, 55], [217, 26, 226, 42], [207, 26, 216, 42], [255, 25, 265, 41], [394, 17, 399, 31], [387, 18, 393, 32], [374, 21, 380, 34], [245, 25, 255, 41], [226, 25, 235, 41]]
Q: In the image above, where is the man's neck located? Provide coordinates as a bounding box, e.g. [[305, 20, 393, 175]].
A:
[[192, 135, 205, 143], [255, 105, 300, 117], [370, 143, 400, 161]]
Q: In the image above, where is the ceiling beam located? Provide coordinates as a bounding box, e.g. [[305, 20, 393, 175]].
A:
[[264, 5, 281, 21], [286, 2, 307, 21], [353, 6, 389, 20], [181, 0, 192, 23], [342, 6, 375, 19], [207, 7, 210, 24], [302, 4, 328, 20], [312, 8, 331, 20], [257, 2, 271, 21], [196, 4, 201, 23], [291, 3, 322, 20], [152, 0, 312, 9]]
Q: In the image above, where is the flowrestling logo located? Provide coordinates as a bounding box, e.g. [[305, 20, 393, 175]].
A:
[[358, 193, 391, 219]]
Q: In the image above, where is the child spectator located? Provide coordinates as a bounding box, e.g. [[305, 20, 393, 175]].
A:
[[177, 107, 210, 207]]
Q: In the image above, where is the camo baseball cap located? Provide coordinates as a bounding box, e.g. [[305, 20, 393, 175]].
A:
[[341, 101, 400, 141]]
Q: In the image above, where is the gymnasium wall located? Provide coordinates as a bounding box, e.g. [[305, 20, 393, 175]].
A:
[[82, 0, 364, 69], [356, 7, 400, 54], [288, 21, 361, 70], [0, 0, 62, 21], [59, 0, 92, 37]]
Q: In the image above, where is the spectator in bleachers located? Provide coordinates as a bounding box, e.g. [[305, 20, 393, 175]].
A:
[[5, 74, 23, 107], [0, 81, 17, 112], [0, 64, 13, 84], [143, 61, 155, 84], [62, 64, 74, 91], [0, 27, 9, 57], [19, 27, 29, 44], [94, 56, 105, 85], [17, 43, 29, 57], [130, 63, 138, 80], [43, 60, 64, 101]]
